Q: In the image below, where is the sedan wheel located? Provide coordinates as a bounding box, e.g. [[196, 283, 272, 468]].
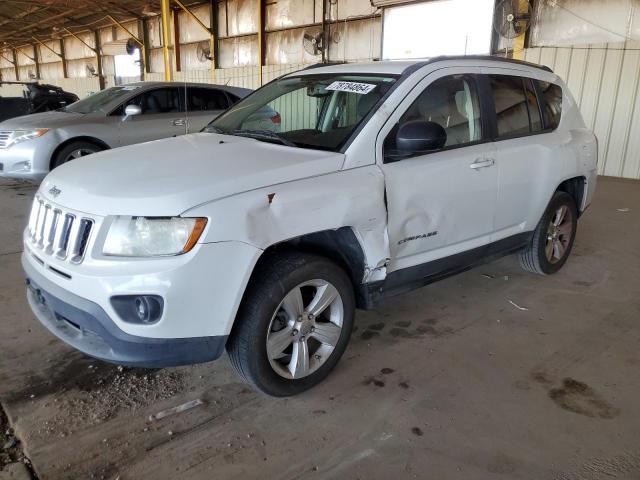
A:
[[65, 148, 96, 161]]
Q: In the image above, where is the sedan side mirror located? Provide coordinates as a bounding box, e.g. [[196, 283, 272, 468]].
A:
[[123, 104, 142, 120], [396, 120, 446, 153]]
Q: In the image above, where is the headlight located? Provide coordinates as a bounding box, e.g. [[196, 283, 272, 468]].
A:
[[103, 216, 207, 257], [5, 129, 49, 148]]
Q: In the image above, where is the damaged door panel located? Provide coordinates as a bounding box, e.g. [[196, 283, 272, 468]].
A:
[[375, 68, 499, 274]]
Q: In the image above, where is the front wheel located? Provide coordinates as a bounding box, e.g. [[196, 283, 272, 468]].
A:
[[227, 252, 355, 396], [520, 191, 578, 275], [52, 141, 103, 169]]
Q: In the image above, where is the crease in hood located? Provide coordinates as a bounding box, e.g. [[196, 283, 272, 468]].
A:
[[39, 132, 345, 216]]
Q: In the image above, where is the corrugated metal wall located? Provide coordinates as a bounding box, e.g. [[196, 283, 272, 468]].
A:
[[524, 41, 640, 180]]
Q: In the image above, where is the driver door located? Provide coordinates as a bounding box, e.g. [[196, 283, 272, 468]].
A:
[[115, 87, 187, 147], [379, 68, 498, 274]]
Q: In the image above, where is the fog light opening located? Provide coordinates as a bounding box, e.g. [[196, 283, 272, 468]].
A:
[[111, 295, 164, 324]]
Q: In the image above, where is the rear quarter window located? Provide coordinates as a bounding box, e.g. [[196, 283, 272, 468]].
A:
[[537, 80, 563, 130]]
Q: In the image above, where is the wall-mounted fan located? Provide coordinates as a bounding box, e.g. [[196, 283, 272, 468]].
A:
[[86, 64, 98, 77], [494, 0, 532, 39], [125, 38, 139, 55], [303, 31, 325, 56], [196, 41, 212, 62]]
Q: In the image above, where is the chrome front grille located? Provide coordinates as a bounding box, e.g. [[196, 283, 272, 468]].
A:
[[27, 196, 94, 264], [0, 131, 11, 149]]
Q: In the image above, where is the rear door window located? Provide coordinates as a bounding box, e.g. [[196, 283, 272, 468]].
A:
[[537, 80, 563, 130], [188, 88, 230, 111], [139, 88, 182, 114], [488, 75, 531, 138]]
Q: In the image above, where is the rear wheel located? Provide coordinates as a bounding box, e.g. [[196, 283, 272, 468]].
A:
[[52, 141, 103, 169], [520, 191, 578, 275], [227, 252, 355, 396]]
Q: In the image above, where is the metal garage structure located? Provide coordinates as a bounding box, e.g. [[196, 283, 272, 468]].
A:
[[1, 0, 640, 179], [0, 0, 382, 97]]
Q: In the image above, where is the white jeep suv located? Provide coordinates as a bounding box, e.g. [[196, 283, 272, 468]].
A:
[[22, 56, 597, 396]]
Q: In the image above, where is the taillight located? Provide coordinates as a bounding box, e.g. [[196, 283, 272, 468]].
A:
[[270, 113, 281, 125]]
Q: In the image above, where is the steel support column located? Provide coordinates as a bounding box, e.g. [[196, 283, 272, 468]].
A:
[[210, 0, 219, 71], [173, 9, 181, 72], [59, 39, 68, 78], [257, 0, 265, 86], [140, 18, 152, 76], [32, 44, 40, 79], [12, 49, 19, 80], [94, 30, 105, 90], [160, 0, 174, 81]]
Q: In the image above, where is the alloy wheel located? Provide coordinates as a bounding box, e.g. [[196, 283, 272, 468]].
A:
[[65, 148, 95, 161], [266, 279, 344, 380], [545, 205, 574, 264]]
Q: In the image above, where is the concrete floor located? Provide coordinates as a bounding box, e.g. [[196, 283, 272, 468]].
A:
[[0, 176, 639, 480]]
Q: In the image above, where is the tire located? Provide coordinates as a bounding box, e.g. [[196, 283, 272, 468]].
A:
[[52, 141, 103, 169], [227, 251, 355, 396], [520, 191, 578, 275]]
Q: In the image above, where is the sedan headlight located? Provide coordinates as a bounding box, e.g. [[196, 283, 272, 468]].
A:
[[5, 129, 49, 148], [103, 216, 207, 257]]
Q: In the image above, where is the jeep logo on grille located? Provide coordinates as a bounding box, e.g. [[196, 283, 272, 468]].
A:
[[48, 186, 61, 198]]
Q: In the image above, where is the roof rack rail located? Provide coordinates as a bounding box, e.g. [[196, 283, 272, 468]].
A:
[[301, 61, 348, 71], [424, 55, 553, 73], [298, 56, 552, 74]]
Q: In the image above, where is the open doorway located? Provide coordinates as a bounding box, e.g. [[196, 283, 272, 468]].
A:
[[114, 49, 141, 84], [382, 0, 494, 60]]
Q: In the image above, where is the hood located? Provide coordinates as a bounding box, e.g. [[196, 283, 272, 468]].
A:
[[0, 110, 102, 129], [40, 133, 345, 216]]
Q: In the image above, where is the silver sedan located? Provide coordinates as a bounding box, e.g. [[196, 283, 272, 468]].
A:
[[0, 82, 251, 182]]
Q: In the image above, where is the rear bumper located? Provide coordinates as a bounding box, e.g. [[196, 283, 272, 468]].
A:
[[24, 256, 227, 368]]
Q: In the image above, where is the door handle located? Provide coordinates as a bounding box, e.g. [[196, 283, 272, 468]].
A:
[[470, 158, 495, 170], [172, 119, 186, 126]]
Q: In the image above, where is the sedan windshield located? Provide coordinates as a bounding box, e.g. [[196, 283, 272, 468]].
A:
[[205, 73, 398, 151], [64, 85, 139, 114]]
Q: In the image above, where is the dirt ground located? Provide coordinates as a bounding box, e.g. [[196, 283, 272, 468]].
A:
[[0, 176, 639, 480]]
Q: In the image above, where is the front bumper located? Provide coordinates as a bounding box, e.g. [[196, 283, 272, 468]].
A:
[[24, 257, 227, 368], [0, 135, 55, 181]]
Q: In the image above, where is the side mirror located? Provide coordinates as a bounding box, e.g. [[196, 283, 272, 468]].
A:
[[123, 104, 142, 120], [396, 120, 446, 153]]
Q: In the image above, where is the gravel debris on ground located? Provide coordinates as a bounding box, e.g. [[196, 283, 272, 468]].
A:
[[36, 366, 186, 438], [1, 404, 33, 478]]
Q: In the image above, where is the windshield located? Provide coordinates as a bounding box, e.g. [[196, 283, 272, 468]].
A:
[[64, 85, 139, 114], [205, 73, 398, 151]]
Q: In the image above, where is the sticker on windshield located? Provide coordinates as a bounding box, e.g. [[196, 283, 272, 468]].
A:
[[326, 81, 376, 95]]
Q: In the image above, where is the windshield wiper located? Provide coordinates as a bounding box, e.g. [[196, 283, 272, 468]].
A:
[[230, 129, 297, 148], [203, 125, 225, 134]]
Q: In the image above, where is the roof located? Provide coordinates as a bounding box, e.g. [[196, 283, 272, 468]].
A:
[[125, 81, 245, 89], [118, 82, 252, 98], [292, 56, 553, 77]]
